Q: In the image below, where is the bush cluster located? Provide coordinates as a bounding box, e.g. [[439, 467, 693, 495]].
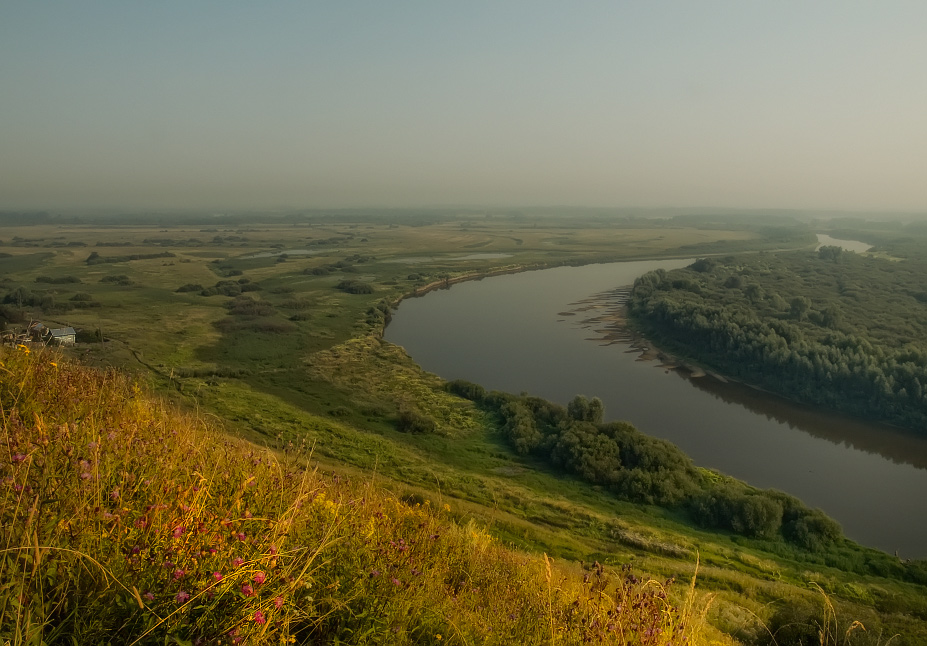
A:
[[449, 382, 847, 552]]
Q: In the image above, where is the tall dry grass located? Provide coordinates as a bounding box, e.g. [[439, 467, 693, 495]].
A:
[[1, 346, 706, 644]]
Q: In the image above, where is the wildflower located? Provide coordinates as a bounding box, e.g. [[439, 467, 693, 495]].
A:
[[232, 557, 245, 568], [436, 635, 442, 641], [369, 570, 380, 577], [241, 583, 254, 597], [11, 453, 26, 464], [143, 592, 155, 602], [17, 344, 30, 354], [253, 571, 266, 585], [172, 526, 185, 538], [173, 569, 185, 580], [274, 596, 284, 609], [213, 571, 224, 582], [253, 610, 266, 624], [176, 590, 190, 603]]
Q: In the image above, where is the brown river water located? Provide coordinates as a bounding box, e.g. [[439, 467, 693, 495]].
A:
[[385, 252, 927, 558]]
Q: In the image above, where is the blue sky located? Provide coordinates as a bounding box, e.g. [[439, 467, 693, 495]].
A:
[[2, 1, 926, 211]]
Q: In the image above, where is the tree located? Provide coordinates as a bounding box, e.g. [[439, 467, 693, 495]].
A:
[[790, 296, 811, 321], [567, 395, 604, 424], [818, 245, 843, 263]]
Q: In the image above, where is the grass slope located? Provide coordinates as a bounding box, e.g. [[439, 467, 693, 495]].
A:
[[1, 347, 705, 645]]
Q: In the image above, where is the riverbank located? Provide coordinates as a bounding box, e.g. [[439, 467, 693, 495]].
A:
[[385, 256, 927, 558]]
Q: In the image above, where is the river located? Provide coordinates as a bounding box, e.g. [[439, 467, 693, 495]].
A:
[[384, 250, 927, 558]]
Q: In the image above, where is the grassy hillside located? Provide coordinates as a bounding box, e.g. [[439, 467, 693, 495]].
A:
[[1, 347, 707, 645]]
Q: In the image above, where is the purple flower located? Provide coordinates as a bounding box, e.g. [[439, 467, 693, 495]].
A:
[[241, 583, 254, 597], [172, 526, 185, 538], [213, 571, 224, 581], [252, 571, 266, 585], [175, 590, 190, 603], [173, 569, 185, 580], [253, 610, 266, 624]]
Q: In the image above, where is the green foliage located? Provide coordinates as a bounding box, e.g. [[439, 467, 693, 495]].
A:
[[86, 251, 175, 264], [100, 274, 132, 285], [397, 405, 437, 434], [445, 379, 486, 402], [629, 250, 927, 431], [566, 395, 605, 424], [35, 275, 82, 284], [482, 390, 848, 550], [336, 279, 375, 294], [486, 392, 701, 507]]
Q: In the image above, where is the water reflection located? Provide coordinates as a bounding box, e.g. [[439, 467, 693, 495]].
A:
[[677, 370, 927, 471]]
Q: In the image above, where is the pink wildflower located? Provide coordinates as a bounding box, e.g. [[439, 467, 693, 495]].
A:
[[274, 596, 284, 609], [172, 526, 185, 538], [252, 571, 266, 585], [253, 610, 266, 624], [213, 571, 224, 581], [241, 583, 254, 597], [173, 569, 185, 580], [232, 557, 244, 568], [176, 590, 190, 603]]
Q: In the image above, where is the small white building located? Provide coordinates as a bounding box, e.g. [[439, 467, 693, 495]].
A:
[[48, 327, 77, 344]]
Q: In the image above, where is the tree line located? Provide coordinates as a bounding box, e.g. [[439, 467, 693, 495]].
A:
[[446, 381, 843, 553], [628, 248, 927, 432]]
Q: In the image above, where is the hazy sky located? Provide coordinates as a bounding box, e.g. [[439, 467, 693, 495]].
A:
[[2, 2, 926, 211]]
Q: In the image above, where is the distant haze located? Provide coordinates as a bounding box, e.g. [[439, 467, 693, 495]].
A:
[[2, 2, 927, 212]]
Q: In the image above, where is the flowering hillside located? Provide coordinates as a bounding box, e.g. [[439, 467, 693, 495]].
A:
[[0, 347, 703, 645]]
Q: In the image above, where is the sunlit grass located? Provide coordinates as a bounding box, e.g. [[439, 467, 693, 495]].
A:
[[1, 347, 708, 645]]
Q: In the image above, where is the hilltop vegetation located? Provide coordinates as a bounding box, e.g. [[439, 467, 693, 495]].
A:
[[1, 347, 704, 645]]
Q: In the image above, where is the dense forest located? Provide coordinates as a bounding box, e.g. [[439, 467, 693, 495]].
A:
[[627, 246, 927, 432]]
